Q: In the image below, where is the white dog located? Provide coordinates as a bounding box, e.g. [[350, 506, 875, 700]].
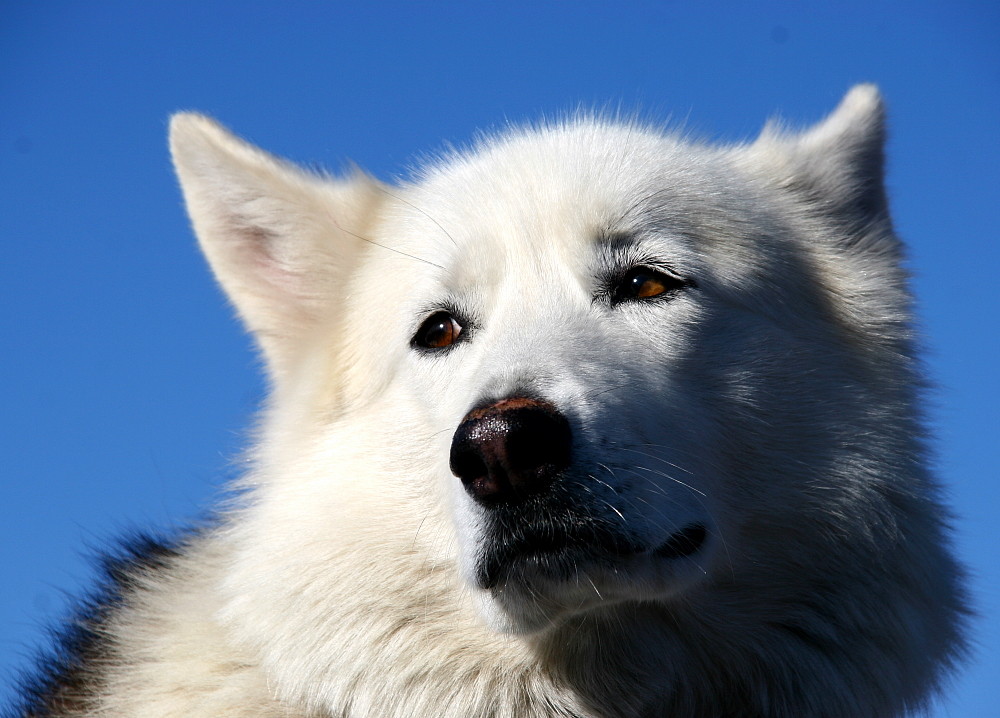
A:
[[16, 86, 965, 717]]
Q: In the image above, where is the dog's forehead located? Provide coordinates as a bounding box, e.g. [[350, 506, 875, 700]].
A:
[[395, 122, 730, 277], [412, 124, 677, 239]]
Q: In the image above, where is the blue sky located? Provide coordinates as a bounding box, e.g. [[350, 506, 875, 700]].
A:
[[1, 2, 997, 714]]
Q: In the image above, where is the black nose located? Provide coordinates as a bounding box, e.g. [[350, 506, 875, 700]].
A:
[[450, 397, 572, 506]]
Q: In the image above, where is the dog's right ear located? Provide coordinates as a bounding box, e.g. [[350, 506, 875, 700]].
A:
[[170, 114, 383, 381]]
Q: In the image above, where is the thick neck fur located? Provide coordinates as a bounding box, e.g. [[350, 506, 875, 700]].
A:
[[81, 506, 959, 718], [207, 460, 961, 718]]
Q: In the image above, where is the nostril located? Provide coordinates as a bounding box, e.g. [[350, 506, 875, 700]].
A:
[[450, 397, 572, 505], [449, 433, 495, 498], [450, 447, 488, 486], [505, 409, 571, 482]]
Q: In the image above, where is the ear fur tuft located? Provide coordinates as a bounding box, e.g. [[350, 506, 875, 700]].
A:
[[753, 84, 890, 231]]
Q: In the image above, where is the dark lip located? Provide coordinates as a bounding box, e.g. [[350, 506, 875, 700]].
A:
[[477, 528, 642, 589], [477, 523, 708, 589]]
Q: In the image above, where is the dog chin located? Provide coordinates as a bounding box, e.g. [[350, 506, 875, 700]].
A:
[[473, 590, 557, 635]]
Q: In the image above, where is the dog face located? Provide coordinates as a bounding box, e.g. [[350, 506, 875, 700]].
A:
[[365, 131, 734, 632], [170, 86, 915, 639]]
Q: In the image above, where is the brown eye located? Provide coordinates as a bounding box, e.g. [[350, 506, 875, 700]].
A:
[[631, 272, 669, 298], [613, 267, 686, 304], [413, 311, 464, 350]]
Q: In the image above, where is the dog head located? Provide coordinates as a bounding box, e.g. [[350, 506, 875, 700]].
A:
[[170, 87, 964, 713]]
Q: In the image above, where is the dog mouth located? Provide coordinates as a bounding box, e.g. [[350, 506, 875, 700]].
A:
[[477, 522, 708, 589]]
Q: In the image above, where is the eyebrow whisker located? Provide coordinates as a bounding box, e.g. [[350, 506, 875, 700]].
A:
[[377, 186, 459, 247]]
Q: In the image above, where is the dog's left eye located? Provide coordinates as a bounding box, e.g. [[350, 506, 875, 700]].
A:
[[612, 266, 687, 304], [412, 311, 464, 350]]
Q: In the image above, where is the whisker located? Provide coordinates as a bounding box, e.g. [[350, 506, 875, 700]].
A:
[[630, 465, 706, 497], [578, 380, 634, 402], [584, 574, 604, 601], [615, 448, 697, 476], [327, 212, 444, 269], [377, 186, 458, 247], [412, 514, 429, 547]]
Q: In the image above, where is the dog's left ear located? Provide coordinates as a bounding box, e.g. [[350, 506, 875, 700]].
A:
[[170, 114, 384, 382], [752, 84, 891, 232]]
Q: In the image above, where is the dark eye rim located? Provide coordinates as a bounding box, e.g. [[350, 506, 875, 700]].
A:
[[410, 309, 471, 352], [607, 264, 693, 306]]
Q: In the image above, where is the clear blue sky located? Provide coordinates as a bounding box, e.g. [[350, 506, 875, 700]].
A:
[[1, 2, 997, 714]]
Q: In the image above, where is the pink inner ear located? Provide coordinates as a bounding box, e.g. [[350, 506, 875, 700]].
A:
[[222, 220, 307, 300]]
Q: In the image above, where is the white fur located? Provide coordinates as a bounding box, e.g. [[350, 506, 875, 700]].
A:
[[24, 86, 965, 717]]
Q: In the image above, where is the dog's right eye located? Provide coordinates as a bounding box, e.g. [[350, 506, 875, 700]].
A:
[[412, 311, 464, 350]]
